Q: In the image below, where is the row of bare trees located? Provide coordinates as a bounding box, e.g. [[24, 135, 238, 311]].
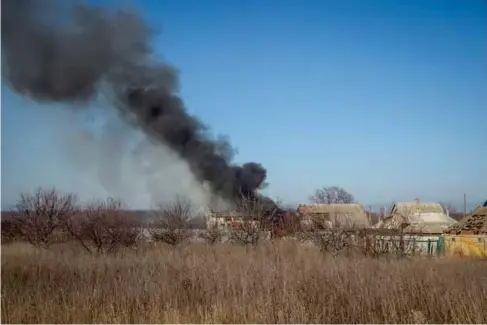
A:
[[1, 188, 143, 254], [1, 187, 294, 252], [2, 188, 219, 253], [2, 186, 431, 257]]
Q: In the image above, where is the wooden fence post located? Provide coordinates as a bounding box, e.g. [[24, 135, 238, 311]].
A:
[[436, 236, 445, 256]]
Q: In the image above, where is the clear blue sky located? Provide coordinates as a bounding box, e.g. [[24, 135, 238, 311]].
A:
[[2, 0, 486, 210]]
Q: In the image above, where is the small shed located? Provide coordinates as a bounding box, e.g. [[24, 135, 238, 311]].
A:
[[297, 203, 371, 229], [375, 199, 456, 234]]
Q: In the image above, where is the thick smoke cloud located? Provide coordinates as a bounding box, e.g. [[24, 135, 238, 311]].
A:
[[1, 0, 279, 212]]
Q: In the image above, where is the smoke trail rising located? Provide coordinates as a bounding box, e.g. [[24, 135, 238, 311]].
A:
[[1, 0, 280, 213]]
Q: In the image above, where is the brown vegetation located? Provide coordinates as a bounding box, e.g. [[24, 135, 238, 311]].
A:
[[3, 187, 486, 323], [149, 197, 194, 246], [1, 218, 21, 244], [9, 187, 78, 248], [2, 241, 487, 324], [65, 198, 141, 254], [198, 223, 224, 244]]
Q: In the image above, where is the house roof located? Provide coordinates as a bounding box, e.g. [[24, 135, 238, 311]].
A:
[[391, 202, 444, 215], [297, 204, 370, 228], [444, 204, 487, 234], [297, 203, 365, 214], [377, 201, 456, 234]]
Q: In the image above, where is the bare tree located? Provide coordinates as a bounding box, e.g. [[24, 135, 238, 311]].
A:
[[149, 197, 194, 246], [309, 186, 355, 204], [12, 187, 78, 248], [199, 223, 224, 244], [228, 196, 269, 245], [230, 218, 262, 245], [298, 219, 356, 256], [65, 198, 141, 254]]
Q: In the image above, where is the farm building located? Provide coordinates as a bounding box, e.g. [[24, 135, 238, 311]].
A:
[[442, 201, 487, 258], [297, 203, 371, 229], [374, 199, 456, 234], [206, 211, 259, 230]]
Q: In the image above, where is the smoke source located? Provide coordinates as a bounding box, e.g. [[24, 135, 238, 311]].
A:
[[1, 0, 282, 215]]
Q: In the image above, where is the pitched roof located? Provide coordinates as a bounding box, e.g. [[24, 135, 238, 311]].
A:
[[391, 202, 444, 215], [444, 204, 487, 234], [376, 201, 456, 234], [297, 203, 364, 214], [297, 204, 370, 228]]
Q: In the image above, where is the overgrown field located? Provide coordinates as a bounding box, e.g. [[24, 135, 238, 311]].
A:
[[2, 241, 487, 324]]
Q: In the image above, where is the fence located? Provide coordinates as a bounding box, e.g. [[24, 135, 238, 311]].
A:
[[309, 229, 487, 258], [359, 234, 445, 256], [336, 233, 486, 258], [293, 229, 446, 256]]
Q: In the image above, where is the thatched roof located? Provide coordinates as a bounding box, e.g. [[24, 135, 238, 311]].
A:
[[391, 202, 444, 216], [297, 204, 370, 228], [444, 204, 487, 235], [375, 200, 456, 234], [297, 203, 363, 214]]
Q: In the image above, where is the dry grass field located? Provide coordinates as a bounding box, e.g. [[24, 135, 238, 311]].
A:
[[2, 241, 487, 324]]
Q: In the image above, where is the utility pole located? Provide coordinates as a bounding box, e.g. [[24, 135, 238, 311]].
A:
[[463, 192, 467, 217]]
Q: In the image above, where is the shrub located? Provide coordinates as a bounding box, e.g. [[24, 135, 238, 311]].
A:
[[149, 197, 194, 246], [65, 198, 141, 254], [11, 187, 78, 248]]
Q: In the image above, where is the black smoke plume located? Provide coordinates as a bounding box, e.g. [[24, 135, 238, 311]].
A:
[[1, 0, 282, 216]]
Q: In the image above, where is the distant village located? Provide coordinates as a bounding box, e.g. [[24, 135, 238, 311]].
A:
[[205, 198, 486, 235]]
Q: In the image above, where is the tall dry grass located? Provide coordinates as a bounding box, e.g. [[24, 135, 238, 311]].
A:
[[2, 241, 487, 324]]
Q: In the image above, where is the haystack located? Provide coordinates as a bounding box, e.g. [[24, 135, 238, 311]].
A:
[[374, 200, 456, 234], [297, 203, 370, 228], [444, 201, 487, 235]]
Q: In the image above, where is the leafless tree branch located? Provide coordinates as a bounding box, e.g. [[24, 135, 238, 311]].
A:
[[149, 196, 194, 246], [309, 186, 355, 204], [12, 187, 78, 248], [65, 198, 141, 254]]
